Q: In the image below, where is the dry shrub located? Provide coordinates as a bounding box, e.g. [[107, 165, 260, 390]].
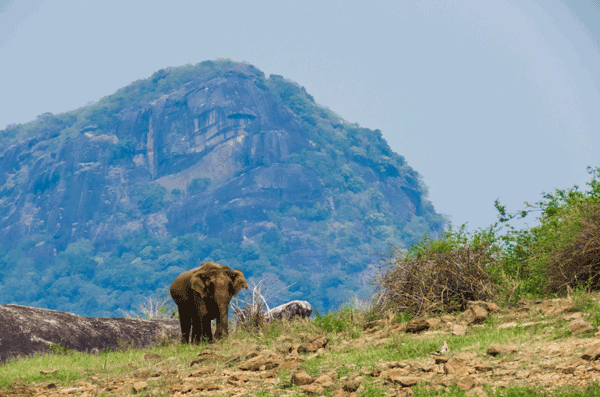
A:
[[373, 242, 497, 316], [546, 202, 600, 292], [231, 281, 268, 332]]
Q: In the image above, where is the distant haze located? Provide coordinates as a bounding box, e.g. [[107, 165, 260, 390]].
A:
[[1, 0, 599, 234]]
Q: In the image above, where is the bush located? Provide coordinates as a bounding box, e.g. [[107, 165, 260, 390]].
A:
[[492, 167, 600, 298], [373, 230, 499, 316], [135, 183, 167, 214], [544, 202, 600, 293], [187, 177, 211, 194]]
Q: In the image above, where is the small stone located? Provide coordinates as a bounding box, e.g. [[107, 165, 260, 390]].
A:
[[474, 364, 494, 372], [435, 356, 448, 364], [370, 368, 382, 377], [388, 376, 424, 387], [570, 319, 593, 335], [399, 377, 424, 387], [444, 358, 469, 376], [515, 370, 530, 379], [260, 372, 277, 379], [190, 366, 215, 376], [313, 375, 334, 387], [131, 382, 148, 394], [227, 379, 245, 387], [555, 363, 576, 374], [583, 343, 600, 361], [239, 353, 282, 371], [452, 324, 467, 336], [460, 305, 489, 324], [300, 384, 324, 395], [298, 336, 329, 353], [467, 301, 500, 313], [565, 312, 582, 321], [385, 368, 409, 379], [487, 344, 518, 356], [230, 373, 248, 382], [292, 370, 313, 386], [457, 376, 476, 390], [343, 377, 362, 392], [198, 382, 220, 391], [441, 315, 455, 323], [406, 318, 431, 333], [457, 352, 477, 361], [388, 361, 407, 368]]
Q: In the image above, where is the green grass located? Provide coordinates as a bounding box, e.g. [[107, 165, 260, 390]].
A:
[[1, 293, 599, 396], [301, 317, 560, 377], [0, 342, 206, 389]]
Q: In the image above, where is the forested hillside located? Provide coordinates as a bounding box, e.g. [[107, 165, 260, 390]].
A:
[[0, 59, 445, 316]]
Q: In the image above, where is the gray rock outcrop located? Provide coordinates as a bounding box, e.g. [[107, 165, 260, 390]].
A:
[[265, 300, 312, 320], [0, 304, 180, 364]]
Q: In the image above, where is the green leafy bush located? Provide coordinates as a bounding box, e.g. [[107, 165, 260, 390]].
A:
[[373, 166, 600, 315], [135, 183, 168, 214], [491, 166, 600, 299], [187, 177, 211, 194]]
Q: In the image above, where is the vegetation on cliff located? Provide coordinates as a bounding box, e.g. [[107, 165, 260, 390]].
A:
[[0, 59, 444, 316]]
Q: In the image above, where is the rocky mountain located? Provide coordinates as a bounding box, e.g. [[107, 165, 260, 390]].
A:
[[0, 60, 445, 316]]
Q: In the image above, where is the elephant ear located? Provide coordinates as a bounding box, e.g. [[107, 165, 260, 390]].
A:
[[190, 271, 209, 299], [230, 269, 247, 296]]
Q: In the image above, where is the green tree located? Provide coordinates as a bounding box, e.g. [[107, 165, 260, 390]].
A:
[[135, 183, 167, 214], [187, 178, 211, 194]]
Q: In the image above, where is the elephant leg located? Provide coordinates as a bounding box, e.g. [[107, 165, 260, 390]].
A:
[[199, 316, 213, 343], [177, 305, 192, 344], [214, 309, 229, 339], [190, 311, 203, 344]]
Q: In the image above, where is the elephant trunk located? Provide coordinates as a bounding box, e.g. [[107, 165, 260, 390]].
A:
[[214, 279, 232, 339]]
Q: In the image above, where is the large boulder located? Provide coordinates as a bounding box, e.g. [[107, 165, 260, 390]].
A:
[[0, 305, 180, 364], [266, 300, 312, 321]]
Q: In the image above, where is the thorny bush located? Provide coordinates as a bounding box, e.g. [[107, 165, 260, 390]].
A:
[[373, 239, 499, 316]]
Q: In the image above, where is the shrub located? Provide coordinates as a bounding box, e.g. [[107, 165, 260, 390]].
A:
[[373, 233, 499, 316], [187, 177, 211, 194], [231, 281, 268, 332], [544, 202, 600, 293], [492, 167, 600, 298], [135, 183, 167, 214]]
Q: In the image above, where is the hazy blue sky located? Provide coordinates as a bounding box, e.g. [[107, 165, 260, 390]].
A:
[[1, 0, 599, 233]]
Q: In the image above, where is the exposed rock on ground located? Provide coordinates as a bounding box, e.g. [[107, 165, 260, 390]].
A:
[[0, 304, 179, 364], [265, 300, 312, 321]]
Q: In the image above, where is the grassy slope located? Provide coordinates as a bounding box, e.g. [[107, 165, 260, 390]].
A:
[[2, 291, 600, 396]]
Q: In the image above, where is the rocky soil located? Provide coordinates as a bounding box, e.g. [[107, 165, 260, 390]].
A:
[[3, 296, 600, 396]]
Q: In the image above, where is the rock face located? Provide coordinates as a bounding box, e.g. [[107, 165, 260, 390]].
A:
[[0, 304, 180, 364], [0, 67, 311, 250], [0, 60, 445, 316]]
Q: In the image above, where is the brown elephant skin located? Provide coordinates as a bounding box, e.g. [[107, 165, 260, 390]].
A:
[[170, 262, 247, 344]]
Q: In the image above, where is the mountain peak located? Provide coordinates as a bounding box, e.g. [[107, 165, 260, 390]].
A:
[[0, 60, 445, 314]]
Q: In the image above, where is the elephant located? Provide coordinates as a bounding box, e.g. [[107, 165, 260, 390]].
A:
[[170, 262, 247, 344]]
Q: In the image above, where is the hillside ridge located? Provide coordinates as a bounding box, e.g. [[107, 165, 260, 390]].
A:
[[0, 59, 445, 315]]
